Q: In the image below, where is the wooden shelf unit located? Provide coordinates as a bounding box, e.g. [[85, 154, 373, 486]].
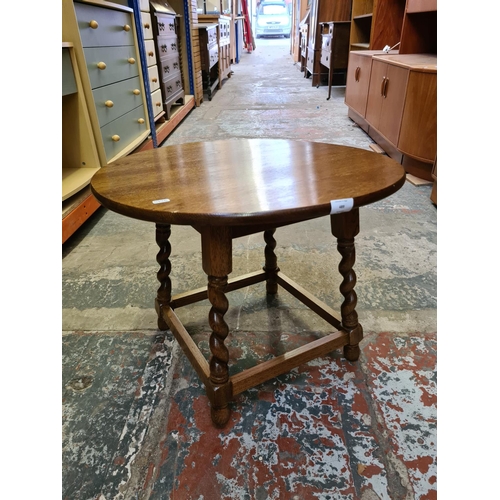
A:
[[349, 0, 407, 52]]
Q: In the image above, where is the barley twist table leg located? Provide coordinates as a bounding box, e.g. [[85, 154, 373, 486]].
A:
[[201, 226, 233, 426], [331, 210, 363, 361], [155, 224, 172, 331], [207, 275, 231, 426], [263, 229, 279, 294]]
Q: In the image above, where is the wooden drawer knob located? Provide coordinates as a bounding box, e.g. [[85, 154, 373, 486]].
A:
[[127, 58, 136, 64], [123, 24, 131, 31], [89, 20, 98, 29], [111, 135, 120, 142], [133, 89, 140, 95], [144, 23, 150, 29], [97, 62, 106, 70], [138, 118, 145, 124], [148, 51, 154, 57], [152, 78, 158, 83], [156, 102, 162, 107], [105, 100, 114, 107]]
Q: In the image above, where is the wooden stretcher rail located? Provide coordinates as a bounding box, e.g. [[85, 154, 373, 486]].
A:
[[276, 273, 343, 329], [231, 330, 348, 396], [163, 306, 211, 386], [170, 270, 267, 308]]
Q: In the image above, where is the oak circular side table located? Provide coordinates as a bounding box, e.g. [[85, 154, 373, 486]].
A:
[[90, 138, 406, 427]]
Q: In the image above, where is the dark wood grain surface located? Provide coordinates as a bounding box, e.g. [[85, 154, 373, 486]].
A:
[[91, 139, 405, 226]]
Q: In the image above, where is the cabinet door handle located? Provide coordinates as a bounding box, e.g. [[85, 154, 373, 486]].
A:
[[355, 66, 360, 82], [380, 76, 386, 96], [133, 89, 140, 95], [89, 20, 98, 29], [111, 135, 120, 142], [123, 24, 130, 31], [138, 118, 145, 124], [97, 62, 106, 70], [383, 78, 389, 98], [105, 100, 114, 107], [127, 58, 136, 64]]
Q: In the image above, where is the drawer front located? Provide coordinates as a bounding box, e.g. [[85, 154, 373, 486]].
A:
[[151, 88, 164, 117], [84, 46, 140, 89], [75, 2, 134, 47], [162, 73, 183, 100], [159, 55, 181, 80], [148, 64, 160, 92], [306, 51, 314, 71], [208, 28, 217, 46], [141, 12, 153, 40], [209, 45, 219, 68], [320, 49, 330, 68], [322, 35, 331, 52], [157, 36, 179, 58], [156, 14, 176, 36], [101, 105, 148, 161], [145, 39, 157, 66], [92, 76, 143, 127]]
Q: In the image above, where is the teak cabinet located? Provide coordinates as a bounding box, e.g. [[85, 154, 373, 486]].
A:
[[344, 0, 437, 179]]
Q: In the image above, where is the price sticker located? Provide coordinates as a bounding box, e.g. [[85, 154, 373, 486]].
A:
[[330, 198, 354, 214]]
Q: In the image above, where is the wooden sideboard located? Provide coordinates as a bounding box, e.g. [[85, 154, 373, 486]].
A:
[[344, 0, 437, 180]]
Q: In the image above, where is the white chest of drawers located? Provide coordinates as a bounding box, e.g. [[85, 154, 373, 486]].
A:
[[62, 0, 150, 165]]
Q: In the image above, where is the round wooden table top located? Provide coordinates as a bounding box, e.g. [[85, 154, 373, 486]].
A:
[[91, 139, 406, 226]]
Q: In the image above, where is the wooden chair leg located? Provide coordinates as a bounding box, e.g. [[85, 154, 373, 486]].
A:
[[330, 210, 363, 361]]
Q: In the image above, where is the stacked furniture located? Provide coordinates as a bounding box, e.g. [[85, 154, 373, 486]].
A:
[[216, 15, 232, 85], [298, 10, 309, 73], [344, 0, 436, 181], [319, 20, 351, 97], [150, 0, 186, 119], [63, 0, 150, 164], [62, 0, 151, 243], [197, 23, 219, 100], [305, 0, 351, 87], [139, 0, 163, 119], [198, 14, 232, 93]]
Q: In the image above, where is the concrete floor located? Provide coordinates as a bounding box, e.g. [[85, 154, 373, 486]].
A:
[[62, 38, 437, 499]]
